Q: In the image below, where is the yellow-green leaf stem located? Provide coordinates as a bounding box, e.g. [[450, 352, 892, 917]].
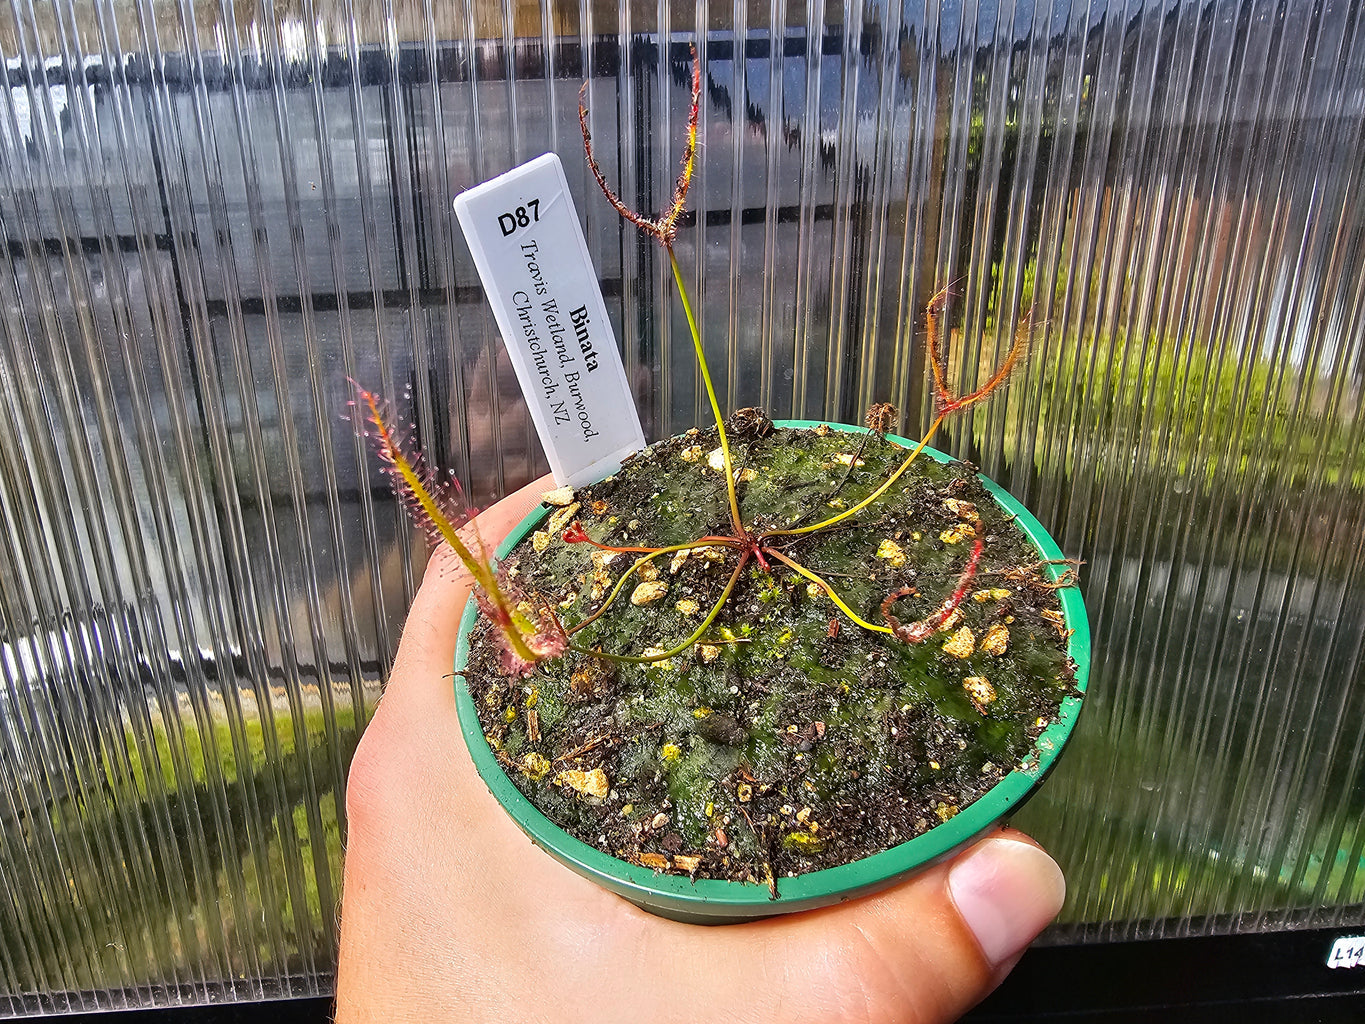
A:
[[763, 548, 892, 635], [571, 553, 749, 663], [761, 412, 947, 540], [566, 539, 738, 636], [667, 245, 744, 538]]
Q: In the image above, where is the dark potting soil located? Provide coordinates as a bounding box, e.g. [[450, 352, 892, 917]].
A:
[[464, 422, 1078, 887]]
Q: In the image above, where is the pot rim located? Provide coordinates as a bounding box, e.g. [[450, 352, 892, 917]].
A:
[[453, 420, 1089, 917]]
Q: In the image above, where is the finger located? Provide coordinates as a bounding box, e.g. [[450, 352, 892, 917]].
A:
[[947, 828, 1065, 972], [687, 829, 1064, 1024], [833, 829, 1064, 1022], [385, 472, 556, 714]]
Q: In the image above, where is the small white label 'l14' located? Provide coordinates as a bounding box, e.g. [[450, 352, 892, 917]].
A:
[[1327, 936, 1365, 969], [454, 153, 645, 488]]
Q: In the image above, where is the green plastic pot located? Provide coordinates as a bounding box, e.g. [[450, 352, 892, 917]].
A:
[[454, 420, 1090, 923]]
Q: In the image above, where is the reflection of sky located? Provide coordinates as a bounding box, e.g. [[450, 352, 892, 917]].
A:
[[700, 47, 875, 133], [4, 54, 105, 151], [3, 20, 1357, 381], [929, 0, 1075, 51], [5, 59, 68, 148]]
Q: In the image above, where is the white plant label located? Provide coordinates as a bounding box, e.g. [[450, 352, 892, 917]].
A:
[[1327, 936, 1365, 969], [454, 153, 644, 487]]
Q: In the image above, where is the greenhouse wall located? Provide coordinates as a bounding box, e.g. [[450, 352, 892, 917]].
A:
[[1, 0, 1363, 1013]]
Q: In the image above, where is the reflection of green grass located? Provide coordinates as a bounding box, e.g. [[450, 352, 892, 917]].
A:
[[5, 693, 371, 995], [295, 793, 342, 928], [942, 309, 1364, 586], [995, 328, 1363, 490], [965, 256, 1362, 496], [111, 701, 360, 797], [1013, 681, 1365, 925]]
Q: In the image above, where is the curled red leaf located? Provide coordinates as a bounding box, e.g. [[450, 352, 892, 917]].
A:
[[883, 537, 985, 643]]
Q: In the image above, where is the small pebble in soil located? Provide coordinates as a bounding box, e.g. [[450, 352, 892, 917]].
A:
[[942, 626, 976, 658], [542, 486, 576, 507], [981, 623, 1010, 655], [630, 581, 668, 606]]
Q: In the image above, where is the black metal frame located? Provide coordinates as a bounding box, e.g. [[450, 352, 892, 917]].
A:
[[19, 927, 1365, 1022], [970, 926, 1365, 1022]]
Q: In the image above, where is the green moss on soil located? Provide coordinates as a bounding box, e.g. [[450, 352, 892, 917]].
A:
[[465, 423, 1077, 884]]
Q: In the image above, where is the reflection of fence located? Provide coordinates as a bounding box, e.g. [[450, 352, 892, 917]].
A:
[[2, 1, 1365, 1013]]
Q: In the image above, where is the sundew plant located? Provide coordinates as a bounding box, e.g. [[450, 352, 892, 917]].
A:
[[359, 49, 1062, 679]]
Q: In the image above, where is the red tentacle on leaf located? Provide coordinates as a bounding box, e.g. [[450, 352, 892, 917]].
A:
[[882, 537, 985, 643], [351, 380, 564, 673], [579, 46, 702, 246], [350, 381, 473, 550], [924, 289, 1032, 417]]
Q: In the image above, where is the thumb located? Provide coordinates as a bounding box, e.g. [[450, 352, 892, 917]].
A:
[[700, 829, 1064, 1024], [944, 832, 1066, 974], [844, 830, 1066, 1021]]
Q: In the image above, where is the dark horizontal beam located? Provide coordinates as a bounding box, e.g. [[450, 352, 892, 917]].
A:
[[3, 30, 867, 92], [968, 922, 1365, 1021], [6, 234, 173, 260], [17, 925, 1365, 1021], [193, 278, 626, 317], [677, 202, 838, 228], [1, 202, 840, 310]]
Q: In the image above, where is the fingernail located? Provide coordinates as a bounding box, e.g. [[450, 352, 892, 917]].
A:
[[948, 837, 1066, 967]]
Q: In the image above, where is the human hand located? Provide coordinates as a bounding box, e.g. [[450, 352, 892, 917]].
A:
[[336, 473, 1066, 1024]]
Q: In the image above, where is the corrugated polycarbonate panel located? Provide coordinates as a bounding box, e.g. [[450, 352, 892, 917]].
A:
[[0, 0, 1363, 1011]]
